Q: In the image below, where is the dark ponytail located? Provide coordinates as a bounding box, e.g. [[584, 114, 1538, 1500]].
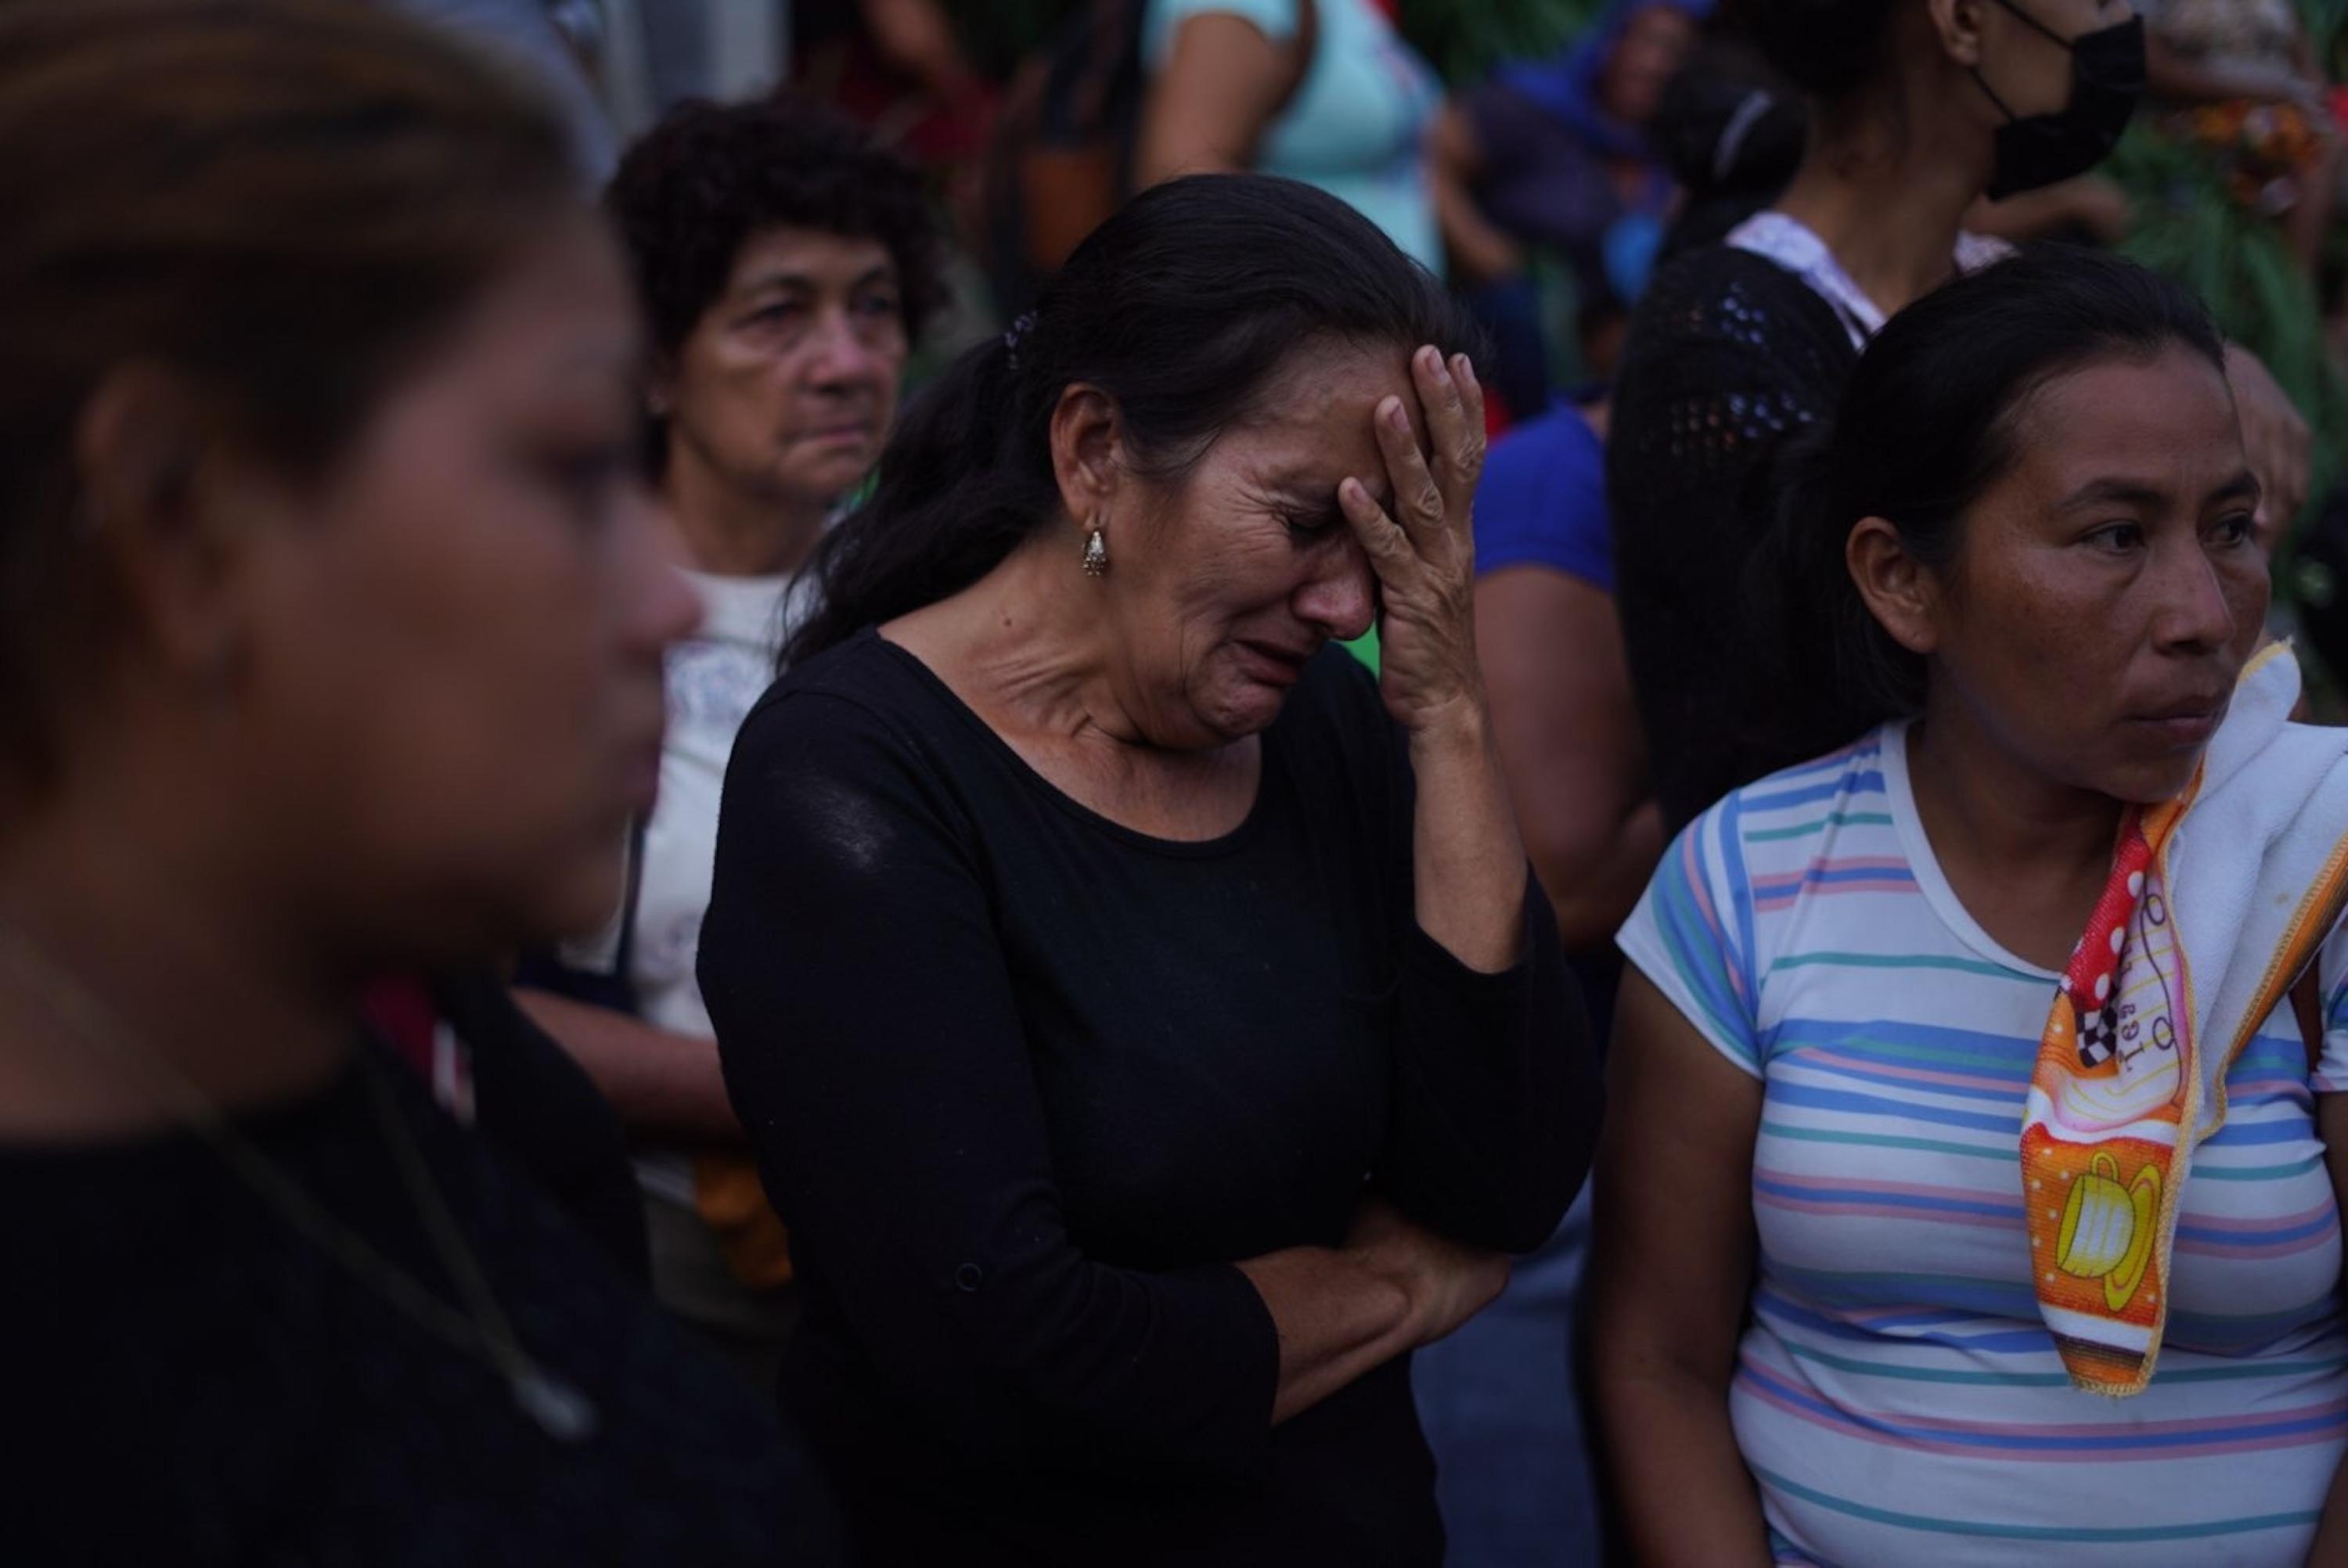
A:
[[783, 329, 1041, 664], [1734, 0, 1902, 102], [1751, 245, 2228, 753], [783, 173, 1478, 669]]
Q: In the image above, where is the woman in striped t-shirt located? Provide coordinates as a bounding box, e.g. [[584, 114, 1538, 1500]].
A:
[[1595, 247, 2348, 1565]]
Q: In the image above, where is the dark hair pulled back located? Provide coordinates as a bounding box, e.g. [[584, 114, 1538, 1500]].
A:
[[1759, 246, 2228, 753], [783, 173, 1478, 667], [1730, 0, 1899, 102]]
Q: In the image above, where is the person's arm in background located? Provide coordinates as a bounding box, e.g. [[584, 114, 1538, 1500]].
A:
[[1589, 969, 1774, 1566], [1477, 564, 1665, 948], [1961, 174, 2133, 246], [1135, 10, 1297, 182], [2145, 33, 2327, 106], [857, 0, 985, 107], [512, 988, 744, 1142], [1428, 101, 1525, 288]]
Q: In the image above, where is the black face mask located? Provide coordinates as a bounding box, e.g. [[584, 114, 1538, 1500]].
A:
[[1972, 0, 2146, 200]]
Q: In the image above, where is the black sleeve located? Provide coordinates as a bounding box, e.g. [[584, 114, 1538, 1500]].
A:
[[1374, 871, 1597, 1255], [432, 971, 651, 1286], [1311, 656, 1601, 1257], [697, 690, 1281, 1488]]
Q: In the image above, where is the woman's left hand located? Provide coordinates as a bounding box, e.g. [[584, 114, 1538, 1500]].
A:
[[1339, 345, 1489, 741]]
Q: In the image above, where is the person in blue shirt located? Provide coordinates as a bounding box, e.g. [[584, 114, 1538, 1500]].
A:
[[1475, 396, 1662, 950]]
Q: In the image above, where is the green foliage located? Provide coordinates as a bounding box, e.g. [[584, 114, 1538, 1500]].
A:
[[1395, 0, 1608, 82], [2105, 119, 2348, 537], [2299, 0, 2348, 74]]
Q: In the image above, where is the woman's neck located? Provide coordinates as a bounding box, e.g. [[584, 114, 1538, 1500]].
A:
[[0, 779, 351, 1139], [1907, 693, 2124, 966], [663, 448, 830, 580], [1774, 92, 1990, 322], [887, 537, 1262, 840], [890, 534, 1147, 750]]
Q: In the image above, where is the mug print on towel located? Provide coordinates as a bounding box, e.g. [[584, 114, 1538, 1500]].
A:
[[2022, 799, 2194, 1395]]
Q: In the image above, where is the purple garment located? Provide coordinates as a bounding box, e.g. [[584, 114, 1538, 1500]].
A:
[[1468, 80, 1638, 268], [1497, 0, 1715, 159], [1470, 0, 1712, 284]]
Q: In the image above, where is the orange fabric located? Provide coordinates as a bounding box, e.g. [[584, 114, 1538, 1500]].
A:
[[2023, 774, 2348, 1394], [692, 1153, 794, 1290], [2022, 793, 2195, 1395]]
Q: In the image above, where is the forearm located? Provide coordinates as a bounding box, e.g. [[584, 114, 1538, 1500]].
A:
[[1431, 172, 1522, 287], [858, 0, 979, 102], [1964, 183, 2095, 241], [1424, 106, 1516, 285], [1410, 706, 1529, 973], [512, 987, 744, 1142], [1135, 16, 1284, 187], [1595, 1360, 1774, 1566], [1235, 1246, 1420, 1424], [2147, 37, 2306, 102]]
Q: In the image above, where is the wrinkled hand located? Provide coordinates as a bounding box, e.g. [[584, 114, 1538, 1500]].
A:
[[1338, 345, 1489, 739], [1345, 1195, 1509, 1348], [2224, 342, 2310, 550]]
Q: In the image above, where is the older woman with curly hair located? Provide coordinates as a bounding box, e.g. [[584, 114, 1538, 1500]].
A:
[[516, 96, 945, 1378]]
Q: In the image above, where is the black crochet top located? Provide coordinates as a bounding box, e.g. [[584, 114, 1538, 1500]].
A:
[[1607, 243, 1863, 829]]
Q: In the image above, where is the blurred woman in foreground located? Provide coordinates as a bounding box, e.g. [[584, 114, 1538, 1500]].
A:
[[0, 2, 830, 1559]]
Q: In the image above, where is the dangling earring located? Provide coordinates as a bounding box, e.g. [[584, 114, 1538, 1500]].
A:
[[1082, 519, 1108, 578]]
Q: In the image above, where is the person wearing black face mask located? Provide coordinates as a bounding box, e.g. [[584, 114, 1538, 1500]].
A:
[[1604, 0, 2312, 835], [1972, 0, 2147, 198]]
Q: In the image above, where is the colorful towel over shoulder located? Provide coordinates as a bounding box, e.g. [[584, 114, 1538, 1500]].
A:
[[2022, 642, 2348, 1395], [2022, 797, 2196, 1395]]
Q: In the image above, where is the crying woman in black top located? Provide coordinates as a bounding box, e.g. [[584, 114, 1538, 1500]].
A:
[[697, 174, 1600, 1566]]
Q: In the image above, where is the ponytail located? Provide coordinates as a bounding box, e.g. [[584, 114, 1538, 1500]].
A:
[[1743, 428, 1914, 762], [783, 333, 1055, 668]]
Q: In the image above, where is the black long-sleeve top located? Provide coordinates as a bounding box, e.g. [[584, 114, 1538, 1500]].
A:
[[697, 631, 1596, 1566], [6, 1038, 841, 1565]]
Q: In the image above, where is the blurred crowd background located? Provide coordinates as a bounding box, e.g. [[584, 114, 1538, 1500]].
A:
[[394, 12, 2348, 1566], [23, 2, 2341, 1562], [430, 0, 2348, 703]]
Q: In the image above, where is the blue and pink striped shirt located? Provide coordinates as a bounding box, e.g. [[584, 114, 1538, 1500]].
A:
[[1618, 723, 2348, 1566]]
